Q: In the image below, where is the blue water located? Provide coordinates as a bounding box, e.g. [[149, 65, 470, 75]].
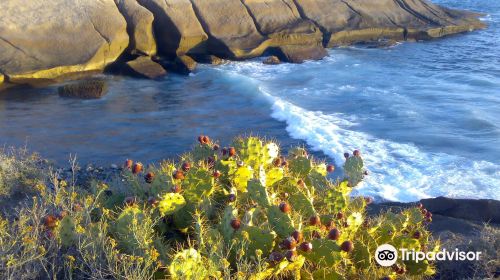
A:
[[0, 0, 498, 202]]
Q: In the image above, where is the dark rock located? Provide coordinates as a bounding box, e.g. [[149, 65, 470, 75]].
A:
[[421, 196, 500, 224], [125, 56, 167, 79], [58, 79, 108, 99], [173, 55, 197, 73], [193, 55, 226, 65], [263, 56, 281, 65], [276, 45, 328, 63]]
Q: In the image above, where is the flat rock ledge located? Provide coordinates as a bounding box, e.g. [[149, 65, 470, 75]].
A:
[[0, 0, 486, 86]]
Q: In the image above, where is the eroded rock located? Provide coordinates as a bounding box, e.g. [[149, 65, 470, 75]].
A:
[[116, 0, 157, 56], [125, 56, 167, 79], [0, 0, 128, 83], [137, 0, 208, 56], [191, 0, 270, 59]]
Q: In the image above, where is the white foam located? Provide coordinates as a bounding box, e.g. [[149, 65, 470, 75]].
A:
[[215, 62, 500, 202]]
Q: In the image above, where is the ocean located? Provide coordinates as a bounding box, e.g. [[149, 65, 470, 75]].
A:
[[0, 0, 498, 202]]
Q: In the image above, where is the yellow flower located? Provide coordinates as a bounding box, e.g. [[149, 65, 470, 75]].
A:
[[76, 225, 85, 234], [149, 248, 160, 261], [65, 255, 76, 263]]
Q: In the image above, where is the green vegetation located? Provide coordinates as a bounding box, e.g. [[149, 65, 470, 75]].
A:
[[0, 136, 437, 279]]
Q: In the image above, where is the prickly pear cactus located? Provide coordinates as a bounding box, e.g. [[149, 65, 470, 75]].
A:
[[169, 248, 208, 280], [267, 205, 294, 238], [113, 207, 151, 254], [220, 205, 238, 242], [233, 137, 279, 169], [305, 239, 342, 266], [182, 167, 214, 202], [158, 193, 186, 216], [57, 216, 76, 247], [247, 179, 271, 207], [233, 226, 276, 260], [344, 154, 365, 187], [289, 156, 312, 177]]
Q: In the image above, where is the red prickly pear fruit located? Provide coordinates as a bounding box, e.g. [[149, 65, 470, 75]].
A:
[[148, 196, 159, 207], [198, 135, 203, 144], [344, 152, 350, 159], [228, 193, 236, 202], [413, 231, 422, 239], [299, 242, 313, 252], [285, 250, 298, 262], [353, 150, 361, 157], [297, 179, 305, 187], [425, 211, 432, 218], [132, 162, 143, 174], [309, 215, 321, 226], [327, 165, 335, 173], [426, 217, 432, 223], [213, 170, 221, 178], [228, 147, 236, 157], [144, 172, 155, 183], [279, 202, 291, 213], [181, 162, 191, 172], [328, 228, 341, 241], [273, 158, 282, 167], [281, 160, 289, 168], [417, 202, 423, 209], [173, 170, 185, 180], [281, 236, 297, 250], [124, 196, 137, 206], [341, 240, 354, 252], [336, 212, 344, 220], [326, 220, 335, 229], [171, 185, 182, 193], [124, 159, 133, 169], [43, 215, 58, 229], [213, 144, 219, 150], [291, 230, 303, 243], [230, 218, 241, 230], [202, 135, 210, 144]]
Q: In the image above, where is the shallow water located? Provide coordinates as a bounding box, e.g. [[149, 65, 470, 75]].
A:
[[0, 0, 498, 202]]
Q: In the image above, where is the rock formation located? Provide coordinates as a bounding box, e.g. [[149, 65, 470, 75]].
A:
[[0, 0, 128, 84], [0, 0, 485, 85]]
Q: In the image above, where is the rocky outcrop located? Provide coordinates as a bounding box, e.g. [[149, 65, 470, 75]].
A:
[[191, 0, 270, 59], [137, 0, 208, 57], [125, 56, 166, 79], [294, 0, 485, 46], [58, 79, 109, 99], [0, 0, 485, 85], [0, 0, 128, 84], [115, 0, 157, 56]]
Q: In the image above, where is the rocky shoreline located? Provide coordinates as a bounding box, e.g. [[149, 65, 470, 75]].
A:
[[0, 0, 486, 88]]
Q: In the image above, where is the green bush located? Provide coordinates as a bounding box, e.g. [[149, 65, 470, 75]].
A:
[[0, 136, 437, 279]]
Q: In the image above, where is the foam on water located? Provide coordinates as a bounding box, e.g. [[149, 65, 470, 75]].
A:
[[216, 61, 500, 202]]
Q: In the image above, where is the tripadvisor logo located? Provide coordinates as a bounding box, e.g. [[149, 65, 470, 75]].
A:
[[375, 244, 482, 266]]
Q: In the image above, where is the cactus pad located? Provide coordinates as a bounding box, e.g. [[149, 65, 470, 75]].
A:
[[159, 193, 186, 216]]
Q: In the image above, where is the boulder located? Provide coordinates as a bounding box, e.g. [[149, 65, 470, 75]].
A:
[[137, 0, 208, 56], [275, 45, 327, 63], [58, 79, 108, 99], [173, 55, 197, 74], [294, 0, 484, 46], [0, 0, 128, 83], [242, 0, 323, 46], [191, 0, 270, 59], [115, 0, 157, 56], [263, 56, 281, 65], [125, 56, 167, 79]]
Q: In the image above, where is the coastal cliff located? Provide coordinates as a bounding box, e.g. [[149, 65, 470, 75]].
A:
[[0, 0, 485, 86]]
